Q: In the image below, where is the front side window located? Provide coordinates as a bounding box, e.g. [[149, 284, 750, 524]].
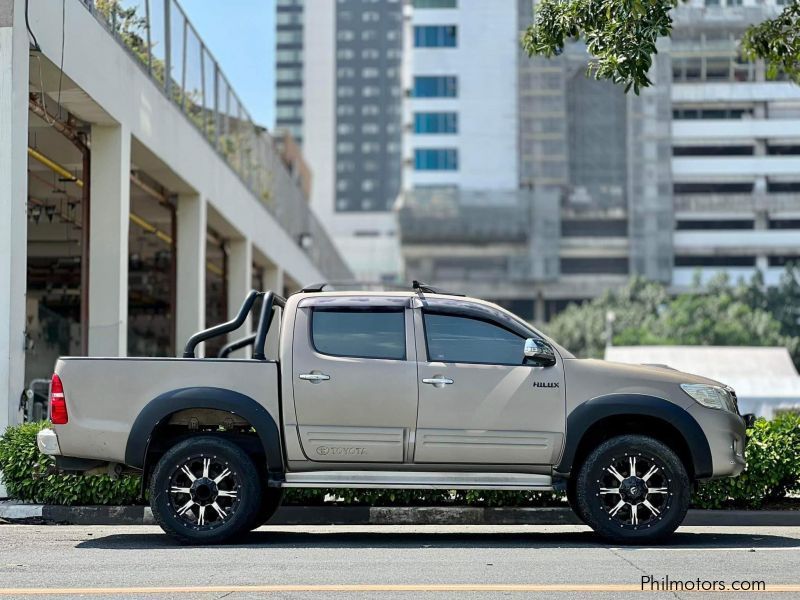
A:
[[423, 312, 526, 365], [312, 308, 405, 360]]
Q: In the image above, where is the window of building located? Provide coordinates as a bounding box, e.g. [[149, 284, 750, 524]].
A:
[[276, 105, 302, 119], [423, 313, 525, 366], [337, 30, 355, 41], [276, 68, 302, 81], [362, 48, 380, 60], [769, 255, 800, 267], [768, 145, 800, 155], [769, 219, 800, 230], [414, 112, 458, 134], [337, 104, 355, 116], [414, 148, 458, 170], [676, 219, 754, 230], [362, 104, 380, 116], [672, 108, 752, 119], [362, 123, 380, 134], [312, 308, 406, 360], [560, 257, 629, 275], [413, 0, 457, 7], [768, 181, 800, 193], [413, 76, 458, 97], [674, 256, 756, 267], [673, 182, 754, 194], [362, 86, 381, 97], [362, 142, 381, 153], [414, 25, 457, 47], [337, 86, 355, 98], [672, 145, 754, 156], [362, 67, 380, 78], [276, 12, 302, 26], [276, 49, 303, 62], [276, 30, 303, 44], [561, 219, 628, 237], [276, 87, 302, 101]]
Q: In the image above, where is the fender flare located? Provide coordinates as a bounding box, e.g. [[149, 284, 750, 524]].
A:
[[555, 393, 713, 478], [124, 386, 284, 478]]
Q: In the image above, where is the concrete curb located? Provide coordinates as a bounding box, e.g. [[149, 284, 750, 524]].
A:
[[2, 503, 799, 527]]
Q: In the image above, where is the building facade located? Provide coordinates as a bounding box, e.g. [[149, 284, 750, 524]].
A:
[[0, 0, 351, 446], [275, 0, 405, 283], [397, 0, 800, 321]]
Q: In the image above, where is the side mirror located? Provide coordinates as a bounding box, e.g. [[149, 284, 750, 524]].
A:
[[524, 338, 557, 367]]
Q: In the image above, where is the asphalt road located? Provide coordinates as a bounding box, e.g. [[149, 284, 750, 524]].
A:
[[1, 524, 800, 599]]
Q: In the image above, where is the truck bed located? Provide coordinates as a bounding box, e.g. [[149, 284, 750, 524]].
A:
[[52, 357, 281, 465]]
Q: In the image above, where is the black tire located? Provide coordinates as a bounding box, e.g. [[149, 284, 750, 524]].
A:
[[575, 434, 690, 544], [250, 487, 284, 530], [150, 436, 262, 545]]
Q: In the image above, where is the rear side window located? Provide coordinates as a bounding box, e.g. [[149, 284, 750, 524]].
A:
[[424, 312, 525, 365], [311, 308, 406, 360]]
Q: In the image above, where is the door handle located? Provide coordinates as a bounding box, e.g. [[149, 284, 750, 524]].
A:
[[299, 372, 330, 382], [422, 377, 454, 386]]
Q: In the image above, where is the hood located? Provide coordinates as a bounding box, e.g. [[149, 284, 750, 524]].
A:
[[562, 358, 730, 411]]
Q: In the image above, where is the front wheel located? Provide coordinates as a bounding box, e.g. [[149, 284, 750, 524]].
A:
[[575, 434, 690, 544], [150, 436, 262, 544]]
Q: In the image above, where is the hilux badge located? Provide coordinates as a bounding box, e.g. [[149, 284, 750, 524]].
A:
[[533, 381, 560, 388]]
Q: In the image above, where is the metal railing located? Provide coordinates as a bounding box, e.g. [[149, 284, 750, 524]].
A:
[[78, 0, 352, 280]]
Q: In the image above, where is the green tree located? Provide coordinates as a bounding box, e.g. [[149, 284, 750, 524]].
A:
[[545, 277, 669, 358], [522, 0, 800, 93], [546, 271, 800, 366]]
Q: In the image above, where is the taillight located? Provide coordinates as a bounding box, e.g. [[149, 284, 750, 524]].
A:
[[49, 373, 68, 424]]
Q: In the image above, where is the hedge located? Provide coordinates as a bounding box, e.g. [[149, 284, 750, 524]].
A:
[[2, 415, 799, 508]]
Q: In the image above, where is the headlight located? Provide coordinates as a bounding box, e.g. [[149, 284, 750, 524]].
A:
[[680, 383, 737, 413]]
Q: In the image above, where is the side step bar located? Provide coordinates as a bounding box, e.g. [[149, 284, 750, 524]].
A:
[[283, 471, 553, 490]]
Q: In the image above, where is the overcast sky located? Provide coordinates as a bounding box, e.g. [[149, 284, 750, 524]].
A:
[[181, 0, 276, 128]]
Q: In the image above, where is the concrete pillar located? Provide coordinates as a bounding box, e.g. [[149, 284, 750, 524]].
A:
[[175, 194, 206, 356], [88, 125, 131, 356], [0, 0, 30, 445], [226, 238, 252, 356], [262, 265, 284, 360]]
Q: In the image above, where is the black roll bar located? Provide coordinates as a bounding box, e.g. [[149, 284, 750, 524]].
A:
[[253, 290, 286, 360], [183, 290, 261, 358], [217, 333, 257, 358]]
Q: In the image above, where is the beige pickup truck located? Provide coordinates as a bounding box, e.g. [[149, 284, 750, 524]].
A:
[[38, 282, 753, 545]]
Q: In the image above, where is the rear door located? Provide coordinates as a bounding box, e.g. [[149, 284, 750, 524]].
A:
[[291, 296, 418, 463], [413, 299, 565, 465]]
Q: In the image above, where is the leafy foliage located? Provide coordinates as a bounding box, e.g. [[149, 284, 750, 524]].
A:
[[0, 421, 140, 505], [693, 413, 800, 509], [742, 1, 800, 84], [546, 268, 800, 368], [522, 0, 800, 92]]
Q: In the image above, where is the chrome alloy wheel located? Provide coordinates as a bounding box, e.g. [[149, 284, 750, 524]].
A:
[[167, 454, 240, 530], [596, 454, 672, 529]]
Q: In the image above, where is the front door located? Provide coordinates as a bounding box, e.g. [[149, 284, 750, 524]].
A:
[[413, 300, 565, 465], [292, 296, 418, 463]]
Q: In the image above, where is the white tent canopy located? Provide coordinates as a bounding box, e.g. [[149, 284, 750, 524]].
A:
[[604, 346, 800, 418]]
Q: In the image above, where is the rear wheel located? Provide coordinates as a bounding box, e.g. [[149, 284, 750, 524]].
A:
[[150, 436, 261, 544], [575, 434, 690, 544]]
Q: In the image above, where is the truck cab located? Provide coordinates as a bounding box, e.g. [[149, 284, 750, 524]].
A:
[[38, 283, 752, 545]]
